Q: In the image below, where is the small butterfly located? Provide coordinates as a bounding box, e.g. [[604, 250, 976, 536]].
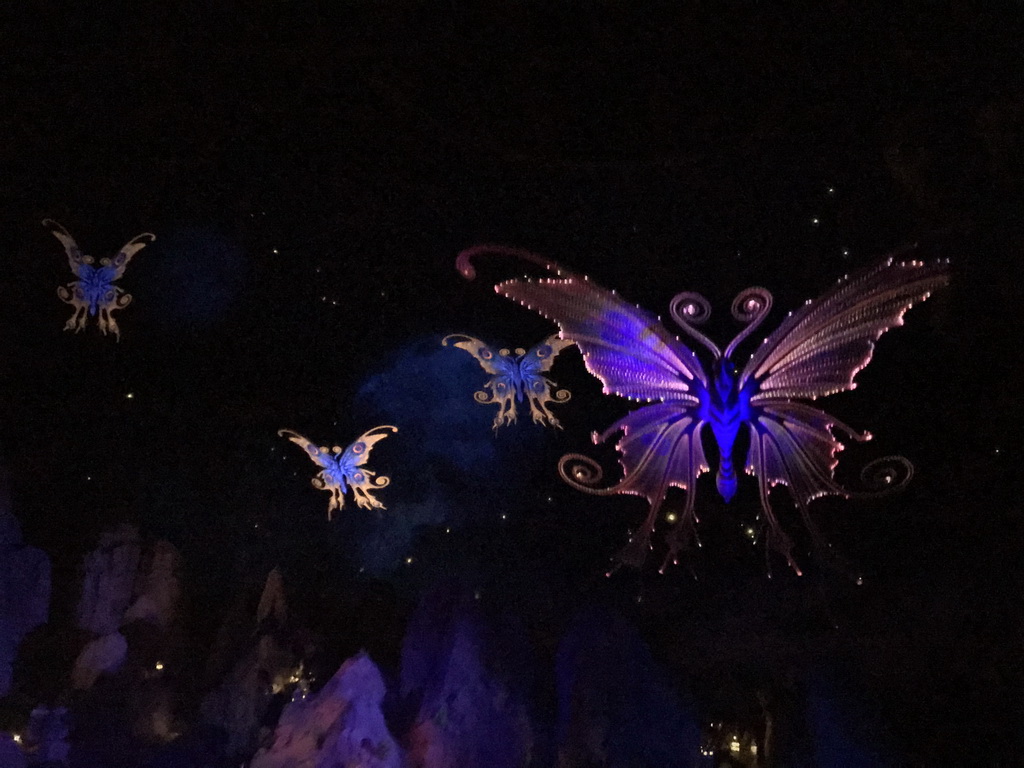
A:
[[457, 245, 949, 574], [279, 426, 397, 520], [443, 333, 574, 429], [44, 219, 154, 340]]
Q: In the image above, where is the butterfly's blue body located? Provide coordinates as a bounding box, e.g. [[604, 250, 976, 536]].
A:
[[697, 360, 756, 503], [77, 264, 120, 316]]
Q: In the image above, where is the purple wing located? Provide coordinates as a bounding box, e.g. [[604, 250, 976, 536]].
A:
[[741, 256, 950, 399], [471, 252, 713, 569], [498, 274, 708, 400], [560, 402, 709, 571], [739, 256, 950, 570]]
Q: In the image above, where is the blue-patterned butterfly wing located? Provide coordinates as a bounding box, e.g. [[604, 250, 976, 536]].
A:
[[279, 426, 397, 519], [498, 272, 712, 567], [334, 426, 398, 512], [739, 256, 950, 569], [515, 334, 575, 427], [443, 333, 528, 428]]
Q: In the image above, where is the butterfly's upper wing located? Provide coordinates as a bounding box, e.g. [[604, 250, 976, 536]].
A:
[[515, 334, 575, 427], [334, 425, 398, 511], [498, 272, 712, 567], [102, 231, 155, 281], [498, 274, 707, 398], [278, 429, 335, 471], [738, 256, 950, 568], [443, 333, 524, 427], [741, 256, 950, 400], [43, 219, 89, 277]]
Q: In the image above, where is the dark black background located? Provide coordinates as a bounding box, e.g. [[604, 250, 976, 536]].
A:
[[1, 2, 1021, 762]]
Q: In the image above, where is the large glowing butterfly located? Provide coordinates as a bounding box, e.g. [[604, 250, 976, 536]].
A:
[[443, 333, 574, 429], [458, 245, 949, 574], [278, 426, 397, 520], [44, 219, 154, 340]]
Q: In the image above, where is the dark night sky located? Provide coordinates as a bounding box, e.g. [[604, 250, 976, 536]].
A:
[[1, 1, 1022, 760]]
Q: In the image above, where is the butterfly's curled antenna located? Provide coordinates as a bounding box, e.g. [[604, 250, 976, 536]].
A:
[[456, 244, 577, 281], [723, 287, 773, 360], [668, 291, 721, 359]]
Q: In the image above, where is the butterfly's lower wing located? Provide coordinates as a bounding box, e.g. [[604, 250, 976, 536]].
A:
[[278, 428, 348, 517], [517, 334, 575, 427], [745, 400, 866, 573], [498, 273, 711, 568], [575, 402, 708, 570], [336, 426, 398, 511], [443, 334, 522, 427]]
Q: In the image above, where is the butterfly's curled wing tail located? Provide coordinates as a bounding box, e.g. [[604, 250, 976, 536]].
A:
[[339, 426, 398, 510], [43, 219, 88, 274], [497, 275, 708, 399], [575, 402, 708, 569], [741, 256, 950, 400]]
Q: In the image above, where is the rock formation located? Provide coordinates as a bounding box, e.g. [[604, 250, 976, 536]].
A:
[[250, 652, 404, 768], [0, 481, 51, 698]]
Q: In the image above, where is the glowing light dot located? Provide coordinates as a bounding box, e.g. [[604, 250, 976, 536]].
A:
[[500, 513, 507, 520], [856, 576, 864, 585], [13, 734, 22, 744], [665, 512, 678, 523], [155, 661, 164, 671], [827, 186, 835, 194], [404, 557, 413, 565], [812, 218, 820, 226], [272, 249, 279, 254], [125, 392, 134, 399]]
